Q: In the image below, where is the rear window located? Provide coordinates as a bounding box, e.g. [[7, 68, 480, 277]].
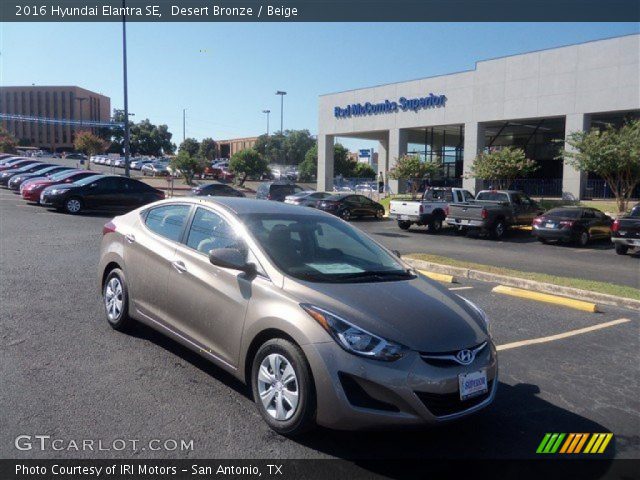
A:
[[144, 204, 191, 242], [476, 192, 509, 202], [546, 209, 582, 219]]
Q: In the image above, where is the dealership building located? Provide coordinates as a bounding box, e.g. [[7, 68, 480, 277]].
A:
[[317, 34, 639, 198]]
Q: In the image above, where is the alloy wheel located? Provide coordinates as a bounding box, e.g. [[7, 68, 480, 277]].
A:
[[579, 231, 589, 246], [104, 277, 124, 322], [257, 353, 299, 421], [66, 199, 81, 213], [341, 209, 351, 221]]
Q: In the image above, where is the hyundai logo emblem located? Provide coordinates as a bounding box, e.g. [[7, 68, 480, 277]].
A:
[[456, 349, 474, 365]]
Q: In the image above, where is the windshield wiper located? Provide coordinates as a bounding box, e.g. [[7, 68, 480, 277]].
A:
[[331, 270, 415, 282]]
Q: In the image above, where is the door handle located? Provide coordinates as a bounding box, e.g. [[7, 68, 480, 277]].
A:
[[125, 234, 136, 243], [172, 261, 187, 273]]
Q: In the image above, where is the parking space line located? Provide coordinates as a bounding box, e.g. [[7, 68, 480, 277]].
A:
[[449, 286, 474, 291], [496, 318, 631, 351], [492, 285, 598, 312]]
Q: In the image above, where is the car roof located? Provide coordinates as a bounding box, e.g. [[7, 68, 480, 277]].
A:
[[193, 197, 326, 216]]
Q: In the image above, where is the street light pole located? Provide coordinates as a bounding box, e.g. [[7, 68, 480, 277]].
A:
[[275, 91, 286, 134], [183, 108, 186, 142], [262, 109, 270, 135], [122, 0, 131, 178]]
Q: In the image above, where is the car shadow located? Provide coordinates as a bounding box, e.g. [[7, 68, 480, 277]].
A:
[[291, 382, 616, 477], [125, 321, 251, 398]]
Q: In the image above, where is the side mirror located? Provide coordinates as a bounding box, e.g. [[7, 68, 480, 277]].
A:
[[209, 247, 256, 275]]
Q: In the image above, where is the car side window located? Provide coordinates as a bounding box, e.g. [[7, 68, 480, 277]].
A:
[[144, 204, 191, 242], [186, 207, 242, 254]]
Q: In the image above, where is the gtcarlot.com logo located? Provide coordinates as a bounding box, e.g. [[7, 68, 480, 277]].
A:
[[536, 433, 613, 454], [15, 435, 194, 452]]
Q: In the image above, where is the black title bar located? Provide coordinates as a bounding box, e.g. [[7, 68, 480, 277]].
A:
[[2, 0, 640, 22]]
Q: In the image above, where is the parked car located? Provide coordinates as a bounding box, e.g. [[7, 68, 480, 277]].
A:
[[191, 182, 245, 197], [284, 191, 331, 207], [40, 175, 164, 214], [130, 159, 153, 170], [65, 153, 87, 161], [390, 187, 474, 232], [0, 162, 49, 187], [8, 165, 73, 191], [141, 162, 170, 177], [316, 193, 385, 220], [611, 203, 640, 255], [0, 158, 39, 172], [21, 169, 99, 203], [256, 181, 305, 201], [532, 207, 612, 246], [446, 190, 542, 239], [98, 197, 496, 434]]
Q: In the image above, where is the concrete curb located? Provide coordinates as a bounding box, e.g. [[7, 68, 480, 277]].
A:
[[403, 257, 640, 312]]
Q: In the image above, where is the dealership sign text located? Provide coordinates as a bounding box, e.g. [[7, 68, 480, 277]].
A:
[[334, 93, 447, 118]]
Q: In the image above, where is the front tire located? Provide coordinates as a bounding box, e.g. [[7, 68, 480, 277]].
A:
[[64, 197, 83, 214], [340, 209, 351, 221], [615, 243, 629, 255], [375, 209, 384, 220], [103, 268, 133, 331], [577, 230, 590, 247], [251, 339, 316, 436]]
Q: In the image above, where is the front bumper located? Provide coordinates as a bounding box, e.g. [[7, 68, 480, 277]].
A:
[[39, 191, 66, 208], [302, 340, 498, 430]]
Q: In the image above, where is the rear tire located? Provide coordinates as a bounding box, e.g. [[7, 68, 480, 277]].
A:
[[340, 209, 351, 221], [375, 209, 384, 220], [251, 338, 316, 436], [427, 217, 443, 234], [397, 220, 411, 230], [537, 237, 549, 244], [103, 268, 133, 332], [490, 220, 506, 240], [615, 243, 629, 255], [577, 230, 590, 247]]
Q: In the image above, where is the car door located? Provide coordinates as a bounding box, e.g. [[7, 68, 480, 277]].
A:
[[124, 203, 192, 322], [81, 177, 112, 209], [360, 196, 377, 216], [164, 206, 252, 367], [593, 210, 613, 238]]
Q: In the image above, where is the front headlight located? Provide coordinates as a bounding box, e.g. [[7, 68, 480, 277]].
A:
[[459, 296, 490, 333], [301, 304, 407, 361], [50, 188, 69, 195]]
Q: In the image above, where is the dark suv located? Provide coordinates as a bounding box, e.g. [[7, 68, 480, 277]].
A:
[[255, 181, 304, 201]]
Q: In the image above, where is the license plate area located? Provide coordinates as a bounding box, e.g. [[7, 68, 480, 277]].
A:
[[545, 222, 556, 228], [458, 369, 488, 401], [400, 215, 409, 220]]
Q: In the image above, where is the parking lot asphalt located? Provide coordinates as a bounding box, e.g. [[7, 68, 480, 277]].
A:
[[1, 192, 638, 465], [354, 218, 640, 289]]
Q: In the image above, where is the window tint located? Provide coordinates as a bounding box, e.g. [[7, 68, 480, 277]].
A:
[[547, 209, 581, 219], [186, 207, 242, 254], [145, 204, 191, 242], [476, 191, 509, 202], [582, 210, 596, 219]]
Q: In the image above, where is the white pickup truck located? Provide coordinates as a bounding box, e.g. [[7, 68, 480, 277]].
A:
[[389, 187, 474, 232]]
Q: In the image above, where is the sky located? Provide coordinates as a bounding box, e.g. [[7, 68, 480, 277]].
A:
[[1, 22, 638, 151]]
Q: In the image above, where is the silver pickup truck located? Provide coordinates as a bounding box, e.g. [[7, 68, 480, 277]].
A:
[[446, 190, 542, 239], [389, 187, 474, 232]]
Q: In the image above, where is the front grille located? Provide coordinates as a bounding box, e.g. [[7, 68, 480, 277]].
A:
[[415, 380, 493, 417]]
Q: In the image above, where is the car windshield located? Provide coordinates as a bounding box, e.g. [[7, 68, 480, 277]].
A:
[[546, 209, 582, 219], [73, 174, 105, 186], [49, 170, 79, 181], [241, 213, 413, 283]]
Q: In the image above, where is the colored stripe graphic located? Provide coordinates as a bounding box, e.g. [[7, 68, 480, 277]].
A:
[[538, 433, 613, 454]]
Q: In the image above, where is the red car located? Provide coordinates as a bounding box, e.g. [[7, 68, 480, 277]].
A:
[[21, 169, 100, 203]]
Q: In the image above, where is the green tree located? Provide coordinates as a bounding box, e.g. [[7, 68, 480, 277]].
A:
[[298, 142, 355, 181], [563, 119, 640, 213], [254, 130, 316, 165], [229, 149, 269, 186], [108, 111, 175, 156], [0, 127, 18, 154], [199, 138, 218, 161], [74, 130, 108, 169], [468, 146, 538, 191], [169, 150, 206, 185], [389, 154, 442, 197], [179, 137, 200, 157], [352, 162, 376, 178]]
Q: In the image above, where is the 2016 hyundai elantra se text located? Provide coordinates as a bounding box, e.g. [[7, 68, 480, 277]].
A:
[[99, 197, 497, 435]]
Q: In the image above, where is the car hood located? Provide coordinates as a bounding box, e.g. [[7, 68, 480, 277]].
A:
[[284, 275, 488, 352]]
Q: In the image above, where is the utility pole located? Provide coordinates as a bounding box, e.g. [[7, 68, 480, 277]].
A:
[[122, 0, 131, 177], [183, 108, 186, 142], [262, 109, 270, 135], [275, 91, 286, 133]]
